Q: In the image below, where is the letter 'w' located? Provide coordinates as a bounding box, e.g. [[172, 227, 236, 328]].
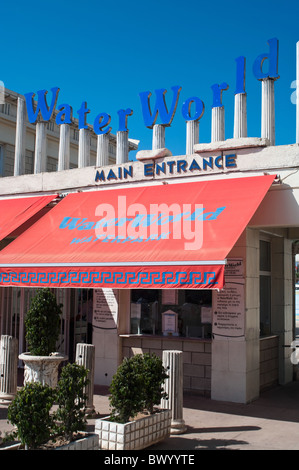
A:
[[139, 85, 182, 128], [24, 87, 60, 124]]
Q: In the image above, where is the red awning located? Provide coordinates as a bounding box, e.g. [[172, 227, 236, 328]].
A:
[[0, 194, 58, 241], [0, 175, 275, 289]]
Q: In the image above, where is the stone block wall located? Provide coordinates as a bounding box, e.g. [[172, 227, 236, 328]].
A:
[[121, 336, 212, 397]]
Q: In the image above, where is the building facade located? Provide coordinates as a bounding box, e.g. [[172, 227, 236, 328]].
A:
[[0, 39, 299, 405]]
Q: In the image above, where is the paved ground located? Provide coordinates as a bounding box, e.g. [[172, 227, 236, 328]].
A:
[[2, 379, 299, 451]]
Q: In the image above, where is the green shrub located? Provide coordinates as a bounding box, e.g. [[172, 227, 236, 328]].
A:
[[25, 288, 62, 356], [7, 382, 55, 450], [109, 353, 168, 423], [53, 363, 89, 441], [142, 353, 168, 414]]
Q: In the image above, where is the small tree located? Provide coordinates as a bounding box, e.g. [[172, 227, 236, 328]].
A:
[[7, 382, 55, 450], [25, 288, 62, 356], [109, 355, 145, 423], [109, 353, 168, 423], [141, 353, 168, 414], [54, 363, 89, 441]]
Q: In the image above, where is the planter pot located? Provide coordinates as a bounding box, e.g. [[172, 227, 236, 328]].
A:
[[19, 352, 68, 388], [95, 409, 171, 450], [54, 433, 99, 451]]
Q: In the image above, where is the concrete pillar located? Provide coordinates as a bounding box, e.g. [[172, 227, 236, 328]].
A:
[[186, 120, 199, 154], [14, 97, 26, 176], [34, 121, 47, 173], [78, 128, 90, 168], [97, 133, 109, 166], [0, 335, 18, 402], [152, 124, 165, 150], [75, 343, 96, 415], [211, 106, 225, 142], [116, 131, 129, 164], [233, 93, 247, 138], [261, 78, 275, 146], [57, 124, 70, 171], [161, 350, 186, 434]]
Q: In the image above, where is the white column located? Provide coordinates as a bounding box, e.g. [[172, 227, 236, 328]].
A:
[[14, 97, 26, 176], [58, 124, 70, 171], [186, 120, 199, 154], [116, 131, 129, 164], [34, 121, 47, 173], [75, 343, 96, 416], [233, 93, 247, 138], [97, 133, 109, 166], [152, 124, 165, 150], [211, 106, 225, 142], [261, 78, 275, 145], [0, 335, 18, 402], [78, 128, 90, 168], [161, 350, 186, 434]]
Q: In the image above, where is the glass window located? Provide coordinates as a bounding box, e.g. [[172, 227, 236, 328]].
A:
[[130, 289, 212, 339], [260, 240, 271, 336]]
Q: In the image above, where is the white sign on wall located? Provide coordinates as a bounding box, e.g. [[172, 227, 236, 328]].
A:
[[92, 288, 118, 330], [212, 280, 245, 338]]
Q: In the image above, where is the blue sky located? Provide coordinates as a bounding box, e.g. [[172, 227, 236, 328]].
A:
[[1, 0, 299, 159]]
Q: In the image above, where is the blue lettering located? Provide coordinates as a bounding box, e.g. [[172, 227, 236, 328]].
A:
[[144, 163, 154, 176], [77, 101, 90, 129], [167, 161, 175, 173], [156, 162, 166, 175], [59, 217, 86, 229], [202, 157, 213, 170], [189, 159, 201, 171], [235, 56, 246, 94], [253, 38, 279, 80], [139, 86, 182, 128], [24, 87, 59, 124], [211, 82, 229, 108], [123, 166, 133, 178], [93, 112, 111, 135], [95, 170, 105, 182], [55, 103, 73, 125], [117, 108, 133, 132], [181, 96, 205, 121], [177, 160, 187, 173], [225, 154, 237, 167], [107, 169, 117, 180], [215, 156, 223, 168]]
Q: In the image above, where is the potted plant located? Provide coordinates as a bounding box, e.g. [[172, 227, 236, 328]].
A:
[[95, 353, 171, 450], [6, 381, 56, 450], [19, 288, 67, 388], [4, 363, 99, 450]]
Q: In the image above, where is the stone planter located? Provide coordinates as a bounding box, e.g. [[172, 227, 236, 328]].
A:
[[55, 433, 99, 451], [19, 352, 68, 388], [95, 409, 171, 450]]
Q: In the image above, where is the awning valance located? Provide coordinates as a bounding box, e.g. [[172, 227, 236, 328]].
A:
[[0, 175, 275, 289]]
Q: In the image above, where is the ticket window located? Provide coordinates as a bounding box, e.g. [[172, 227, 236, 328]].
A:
[[130, 289, 212, 338]]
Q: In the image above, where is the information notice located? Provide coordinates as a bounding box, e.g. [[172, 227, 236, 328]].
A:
[[93, 288, 118, 330], [212, 281, 245, 337]]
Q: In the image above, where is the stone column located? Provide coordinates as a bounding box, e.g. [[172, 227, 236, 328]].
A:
[[78, 128, 90, 168], [211, 106, 225, 142], [58, 124, 70, 171], [97, 133, 109, 166], [233, 93, 247, 138], [152, 124, 165, 150], [75, 343, 96, 416], [261, 78, 275, 146], [14, 97, 26, 176], [0, 335, 18, 402], [186, 120, 199, 154], [161, 350, 186, 434], [116, 131, 129, 164], [34, 121, 47, 173]]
